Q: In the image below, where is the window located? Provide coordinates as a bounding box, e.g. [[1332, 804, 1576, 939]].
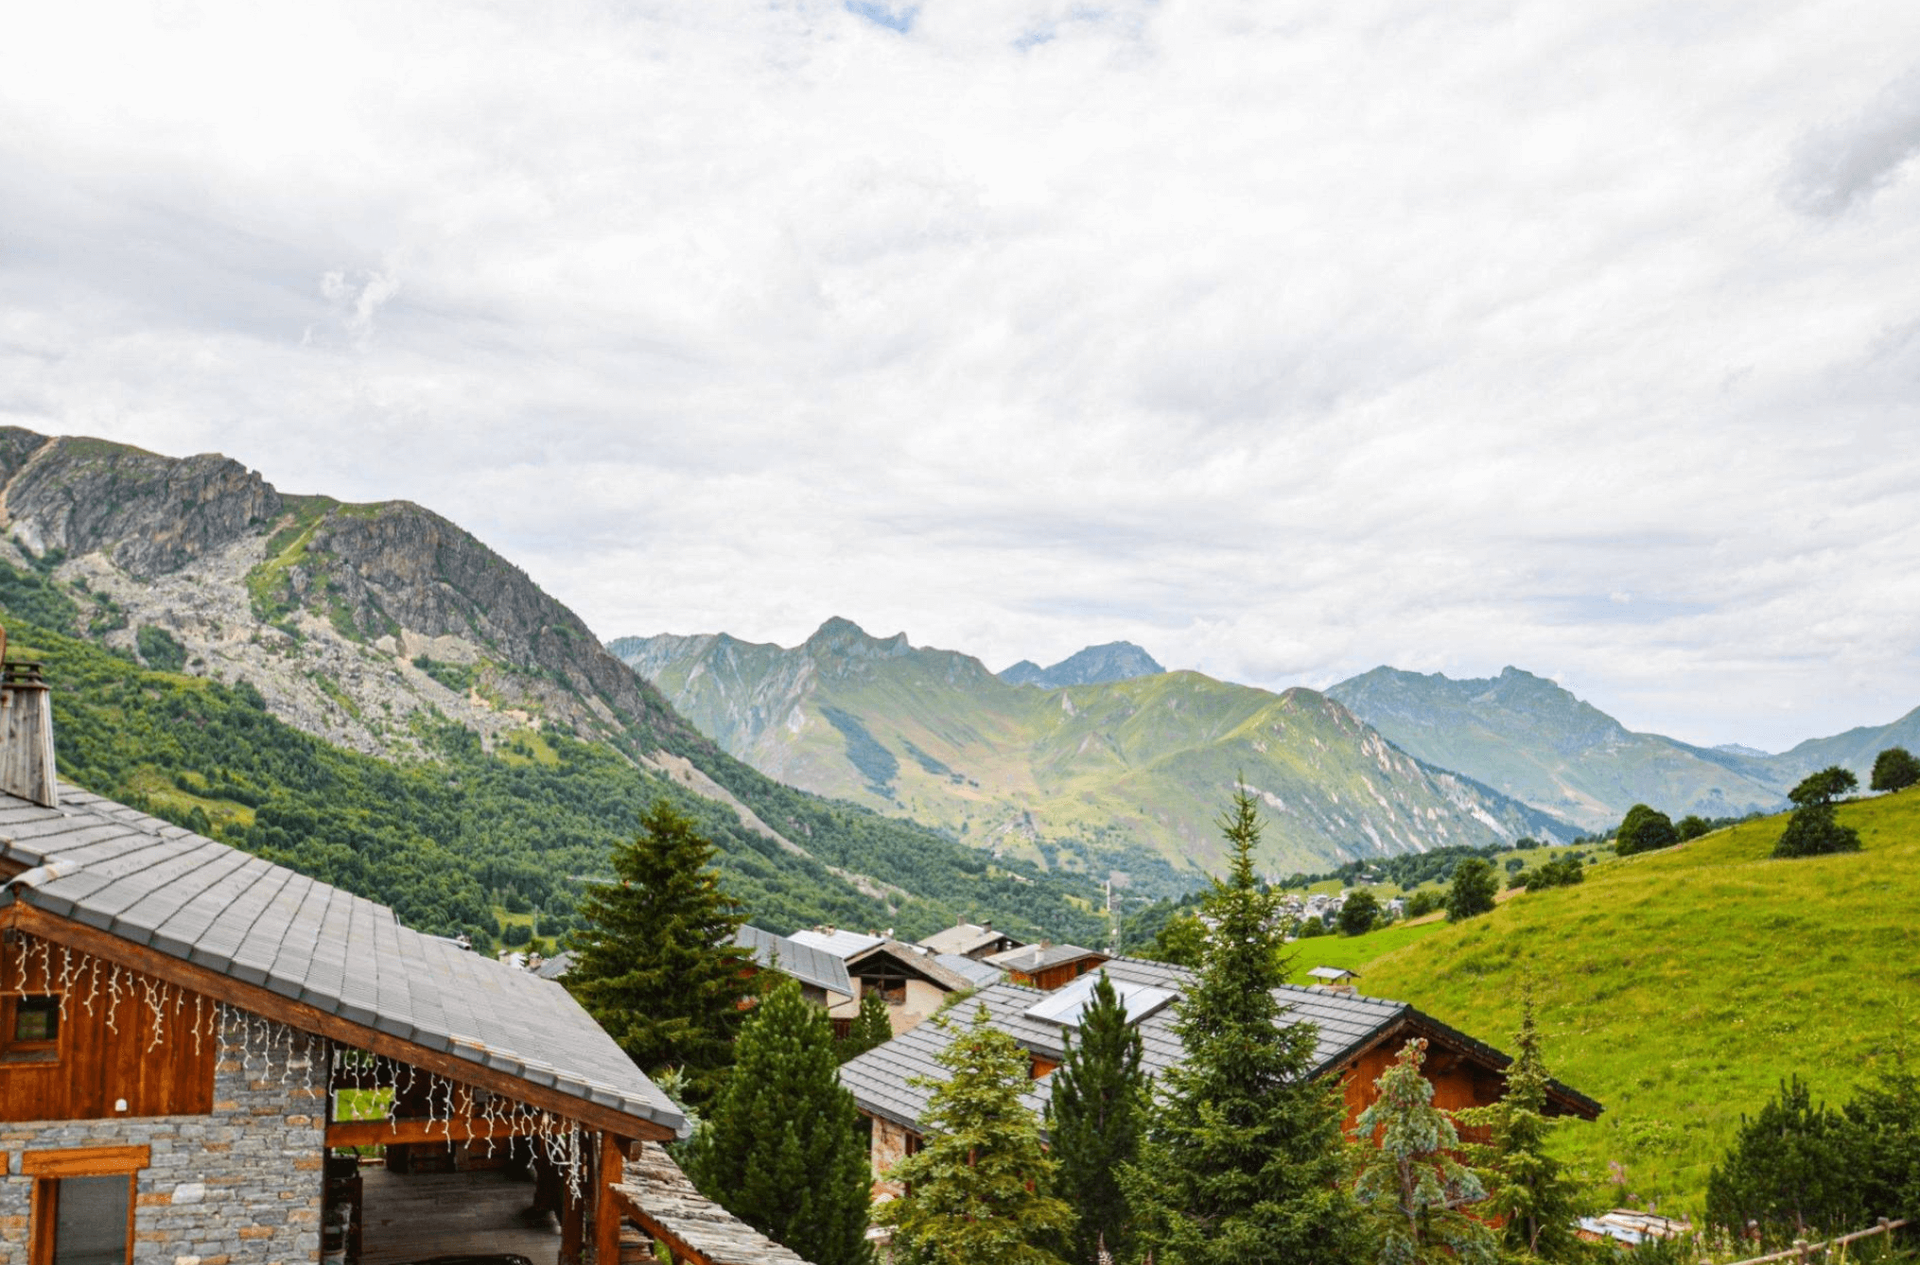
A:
[[23, 1146, 148, 1265], [1, 995, 60, 1063]]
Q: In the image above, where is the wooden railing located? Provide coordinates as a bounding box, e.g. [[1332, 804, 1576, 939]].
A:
[[1723, 1217, 1908, 1265]]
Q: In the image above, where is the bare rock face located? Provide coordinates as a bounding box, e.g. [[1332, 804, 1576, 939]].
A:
[[0, 428, 694, 763], [0, 433, 282, 579]]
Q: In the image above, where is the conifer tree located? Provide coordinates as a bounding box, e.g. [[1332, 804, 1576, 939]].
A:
[[687, 978, 874, 1265], [1353, 1039, 1495, 1265], [838, 989, 894, 1063], [1047, 972, 1148, 1264], [878, 1004, 1072, 1265], [1126, 788, 1366, 1265], [1459, 993, 1582, 1261], [565, 798, 754, 1104]]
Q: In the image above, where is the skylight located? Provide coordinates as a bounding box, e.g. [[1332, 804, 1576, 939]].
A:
[[1022, 974, 1176, 1029]]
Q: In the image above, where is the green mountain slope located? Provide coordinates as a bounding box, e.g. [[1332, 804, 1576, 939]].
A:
[[1355, 791, 1920, 1212], [1327, 666, 1790, 830], [613, 620, 1575, 892], [0, 432, 1106, 946]]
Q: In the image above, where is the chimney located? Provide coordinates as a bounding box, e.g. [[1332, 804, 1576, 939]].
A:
[[0, 631, 59, 808]]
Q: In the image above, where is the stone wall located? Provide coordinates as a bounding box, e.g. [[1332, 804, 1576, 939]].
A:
[[0, 1006, 327, 1265], [867, 1116, 915, 1200]]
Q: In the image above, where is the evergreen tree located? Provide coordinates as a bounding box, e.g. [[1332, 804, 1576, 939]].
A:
[[877, 1004, 1072, 1265], [1445, 857, 1498, 923], [1126, 788, 1366, 1265], [1461, 993, 1584, 1261], [1842, 1047, 1920, 1221], [1352, 1039, 1494, 1265], [565, 798, 755, 1104], [1047, 972, 1149, 1264], [839, 989, 895, 1063], [687, 978, 874, 1265], [1705, 1076, 1864, 1249]]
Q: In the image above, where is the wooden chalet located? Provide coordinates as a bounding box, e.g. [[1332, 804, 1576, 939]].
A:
[[0, 657, 812, 1265], [981, 942, 1109, 992], [914, 921, 1024, 962], [839, 957, 1601, 1196]]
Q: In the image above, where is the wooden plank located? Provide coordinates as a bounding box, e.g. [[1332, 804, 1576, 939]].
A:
[[3, 903, 674, 1142], [21, 1144, 151, 1176], [561, 1174, 586, 1265], [325, 1116, 544, 1148]]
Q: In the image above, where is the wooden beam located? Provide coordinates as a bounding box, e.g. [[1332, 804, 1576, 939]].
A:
[[20, 1145, 150, 1177], [561, 1170, 586, 1265], [2, 902, 675, 1143], [609, 1186, 715, 1265], [324, 1115, 545, 1148], [594, 1133, 627, 1265]]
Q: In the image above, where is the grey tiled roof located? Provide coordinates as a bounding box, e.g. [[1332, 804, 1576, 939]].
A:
[[0, 783, 685, 1138], [983, 942, 1109, 973], [534, 951, 574, 980], [786, 927, 885, 959], [845, 940, 977, 993], [917, 922, 1024, 957], [735, 925, 853, 999], [933, 953, 1005, 988], [838, 956, 1600, 1134]]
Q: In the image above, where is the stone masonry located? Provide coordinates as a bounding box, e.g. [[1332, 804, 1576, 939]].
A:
[[0, 1008, 327, 1265]]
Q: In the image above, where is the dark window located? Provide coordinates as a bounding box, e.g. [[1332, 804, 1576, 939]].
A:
[[15, 996, 58, 1042], [52, 1176, 131, 1265]]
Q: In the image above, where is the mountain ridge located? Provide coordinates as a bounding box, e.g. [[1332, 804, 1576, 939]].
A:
[[999, 641, 1164, 688]]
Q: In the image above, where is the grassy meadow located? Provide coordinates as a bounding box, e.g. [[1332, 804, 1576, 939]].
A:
[[1354, 791, 1920, 1216]]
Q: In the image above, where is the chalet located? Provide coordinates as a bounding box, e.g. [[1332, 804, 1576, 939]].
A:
[[839, 956, 1601, 1195], [731, 926, 854, 1008], [980, 943, 1108, 992], [914, 921, 1024, 961], [0, 658, 811, 1265], [787, 930, 973, 1037]]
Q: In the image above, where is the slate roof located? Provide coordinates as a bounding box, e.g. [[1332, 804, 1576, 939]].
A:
[[534, 951, 574, 981], [735, 925, 854, 999], [917, 922, 1024, 957], [983, 942, 1109, 974], [838, 956, 1600, 1134], [0, 782, 686, 1138], [845, 940, 977, 993], [933, 953, 1005, 989]]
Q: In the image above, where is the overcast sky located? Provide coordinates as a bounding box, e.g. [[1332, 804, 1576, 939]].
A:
[[3, 1, 1918, 751]]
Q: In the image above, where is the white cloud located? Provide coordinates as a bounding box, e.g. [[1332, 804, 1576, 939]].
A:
[[1, 0, 1918, 750]]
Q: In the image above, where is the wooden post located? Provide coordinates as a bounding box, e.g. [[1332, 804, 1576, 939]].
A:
[[594, 1133, 627, 1265], [561, 1154, 586, 1265]]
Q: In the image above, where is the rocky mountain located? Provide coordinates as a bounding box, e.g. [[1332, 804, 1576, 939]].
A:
[[612, 620, 1574, 889], [1323, 665, 1919, 830], [0, 431, 1106, 942], [999, 641, 1165, 688]]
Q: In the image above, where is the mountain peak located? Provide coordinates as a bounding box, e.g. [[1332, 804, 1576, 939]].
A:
[[1000, 641, 1164, 689], [805, 616, 910, 659]]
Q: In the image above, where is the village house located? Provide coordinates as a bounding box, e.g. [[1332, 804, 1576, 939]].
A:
[[731, 926, 854, 1009], [979, 943, 1108, 992], [0, 659, 812, 1265], [838, 956, 1601, 1195], [913, 921, 1024, 961], [787, 930, 973, 1037]]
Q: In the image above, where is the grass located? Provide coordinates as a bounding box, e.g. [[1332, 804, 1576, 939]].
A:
[[1285, 919, 1450, 983], [495, 728, 560, 768], [1359, 791, 1920, 1217]]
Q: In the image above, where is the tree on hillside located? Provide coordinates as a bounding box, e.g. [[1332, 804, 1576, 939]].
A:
[[1615, 804, 1679, 856], [1705, 1077, 1864, 1249], [1675, 815, 1712, 841], [1352, 1039, 1495, 1265], [877, 1005, 1072, 1265], [1339, 889, 1382, 937], [1126, 788, 1366, 1265], [1772, 767, 1862, 859], [1446, 857, 1498, 923], [566, 798, 755, 1105], [1871, 748, 1920, 794], [1461, 993, 1584, 1262], [687, 978, 873, 1265], [837, 989, 894, 1064], [1403, 889, 1442, 920], [1047, 972, 1149, 1265]]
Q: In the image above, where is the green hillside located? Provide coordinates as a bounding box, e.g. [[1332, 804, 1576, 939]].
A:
[[617, 621, 1574, 892], [1354, 790, 1920, 1214]]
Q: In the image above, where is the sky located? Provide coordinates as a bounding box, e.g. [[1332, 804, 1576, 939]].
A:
[[2, 1, 1918, 752]]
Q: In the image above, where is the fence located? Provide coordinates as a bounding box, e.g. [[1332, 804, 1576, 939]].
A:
[[1723, 1218, 1910, 1265]]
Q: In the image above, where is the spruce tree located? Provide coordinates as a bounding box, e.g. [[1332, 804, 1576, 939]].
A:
[[565, 798, 754, 1104], [839, 989, 895, 1063], [1352, 1039, 1495, 1265], [877, 1004, 1072, 1265], [1126, 788, 1366, 1265], [1460, 993, 1583, 1261], [687, 978, 874, 1265], [1046, 972, 1148, 1264], [1705, 1076, 1864, 1248]]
